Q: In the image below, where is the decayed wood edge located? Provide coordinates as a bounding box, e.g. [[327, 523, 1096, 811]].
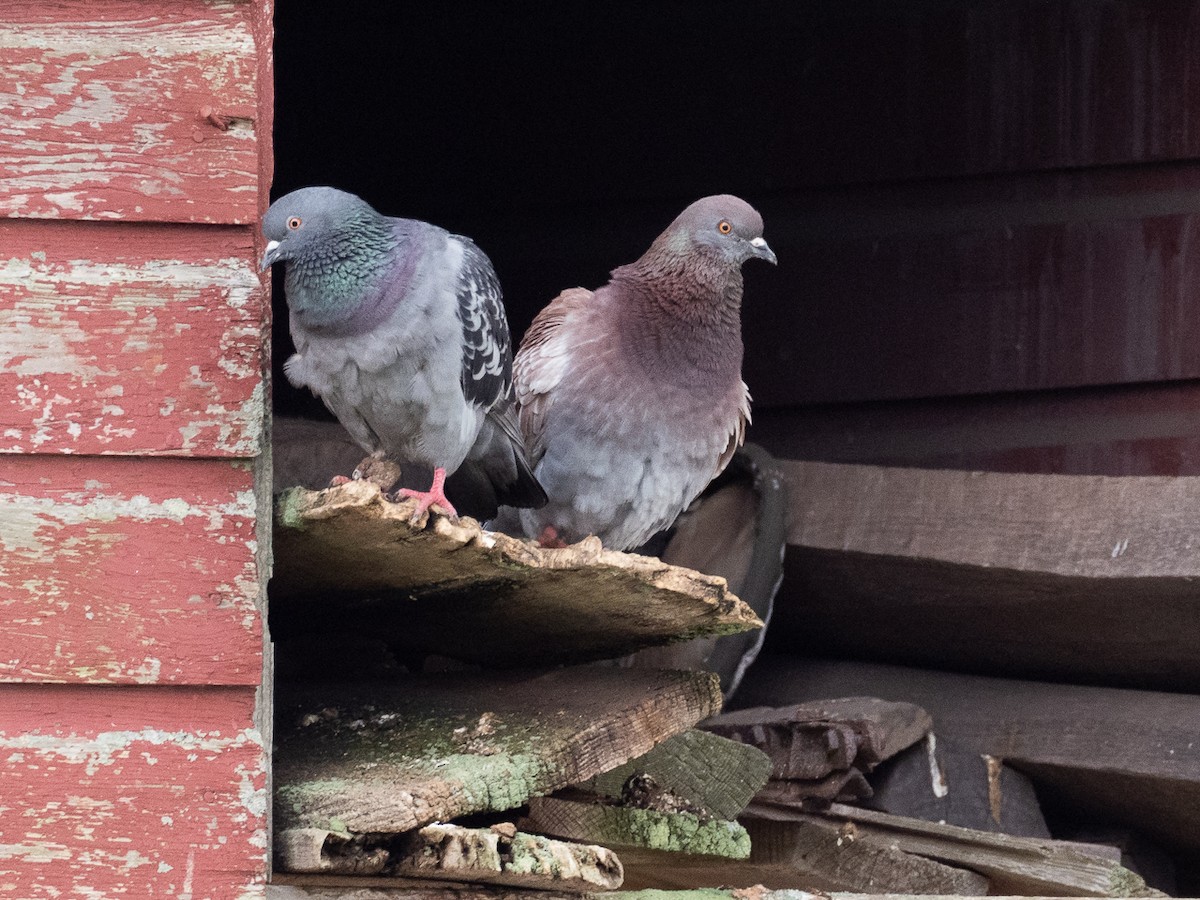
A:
[[276, 480, 756, 610], [704, 698, 932, 777], [743, 803, 1157, 897], [278, 822, 624, 890], [581, 729, 772, 820], [275, 668, 723, 836], [521, 797, 751, 860], [272, 481, 762, 666]]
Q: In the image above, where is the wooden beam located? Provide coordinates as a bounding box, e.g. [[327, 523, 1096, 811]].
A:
[[736, 657, 1200, 857], [271, 481, 761, 668], [274, 666, 721, 844], [744, 803, 1151, 898], [772, 460, 1200, 691]]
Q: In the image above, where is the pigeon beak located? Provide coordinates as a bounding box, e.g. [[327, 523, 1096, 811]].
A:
[[749, 236, 778, 265], [259, 240, 282, 271]]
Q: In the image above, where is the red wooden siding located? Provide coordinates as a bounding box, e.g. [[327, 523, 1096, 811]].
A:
[[0, 1, 261, 224], [0, 456, 261, 685], [0, 0, 273, 894], [0, 221, 264, 456], [0, 685, 265, 899]]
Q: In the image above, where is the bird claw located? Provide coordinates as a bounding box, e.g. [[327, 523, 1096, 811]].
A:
[[536, 526, 568, 549], [328, 474, 352, 488], [389, 466, 458, 523]]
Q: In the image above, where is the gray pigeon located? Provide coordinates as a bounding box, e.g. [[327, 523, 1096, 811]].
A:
[[261, 186, 546, 520], [492, 195, 776, 551]]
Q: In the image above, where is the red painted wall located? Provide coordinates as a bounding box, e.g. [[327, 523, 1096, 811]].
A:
[[0, 1, 273, 896]]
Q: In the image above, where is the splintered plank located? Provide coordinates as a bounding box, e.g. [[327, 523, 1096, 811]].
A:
[[0, 221, 265, 456], [0, 0, 262, 223], [271, 481, 761, 667], [704, 699, 932, 780], [274, 667, 722, 847], [775, 460, 1200, 691], [0, 455, 262, 684], [0, 684, 266, 898], [747, 804, 1153, 898], [522, 796, 751, 860], [736, 657, 1200, 858], [582, 729, 771, 820]]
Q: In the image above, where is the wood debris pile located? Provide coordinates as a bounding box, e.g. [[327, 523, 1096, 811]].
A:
[[270, 461, 1186, 899]]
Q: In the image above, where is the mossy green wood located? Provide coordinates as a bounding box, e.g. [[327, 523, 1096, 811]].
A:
[[582, 729, 771, 820], [274, 667, 722, 841]]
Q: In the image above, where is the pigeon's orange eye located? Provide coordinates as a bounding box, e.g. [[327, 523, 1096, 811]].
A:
[[287, 216, 302, 230], [718, 220, 732, 235]]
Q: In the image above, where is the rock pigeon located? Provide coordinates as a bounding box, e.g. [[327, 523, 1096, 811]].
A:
[[261, 186, 546, 520], [492, 195, 776, 551]]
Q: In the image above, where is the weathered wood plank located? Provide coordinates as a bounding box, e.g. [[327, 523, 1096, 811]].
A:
[[0, 684, 266, 898], [0, 0, 262, 223], [775, 460, 1200, 691], [582, 729, 771, 821], [274, 667, 722, 839], [751, 380, 1200, 477], [0, 455, 262, 684], [745, 804, 1153, 898], [271, 481, 761, 668], [736, 657, 1200, 858], [0, 221, 265, 456]]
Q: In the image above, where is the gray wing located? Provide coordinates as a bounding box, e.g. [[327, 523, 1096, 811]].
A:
[[453, 236, 512, 411]]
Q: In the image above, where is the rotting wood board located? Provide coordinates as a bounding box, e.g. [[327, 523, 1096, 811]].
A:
[[581, 729, 771, 820], [774, 460, 1200, 690], [278, 822, 622, 891], [274, 666, 722, 862], [271, 481, 761, 667], [0, 1, 263, 223], [704, 698, 932, 780], [744, 803, 1154, 898], [735, 657, 1200, 858], [0, 455, 262, 685]]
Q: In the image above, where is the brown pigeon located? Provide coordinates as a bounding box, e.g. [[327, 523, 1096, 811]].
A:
[[492, 195, 775, 550]]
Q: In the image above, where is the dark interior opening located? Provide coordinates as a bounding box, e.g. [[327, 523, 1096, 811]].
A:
[[269, 4, 1200, 891]]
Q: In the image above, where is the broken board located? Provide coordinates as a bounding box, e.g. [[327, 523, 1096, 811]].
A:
[[272, 481, 761, 667], [274, 666, 722, 866]]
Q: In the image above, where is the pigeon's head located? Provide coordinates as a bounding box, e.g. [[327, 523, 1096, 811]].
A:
[[260, 186, 379, 271], [667, 195, 777, 268]]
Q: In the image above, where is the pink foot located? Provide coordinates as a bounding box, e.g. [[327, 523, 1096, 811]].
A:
[[328, 474, 352, 487], [394, 467, 458, 521], [536, 525, 568, 549]]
